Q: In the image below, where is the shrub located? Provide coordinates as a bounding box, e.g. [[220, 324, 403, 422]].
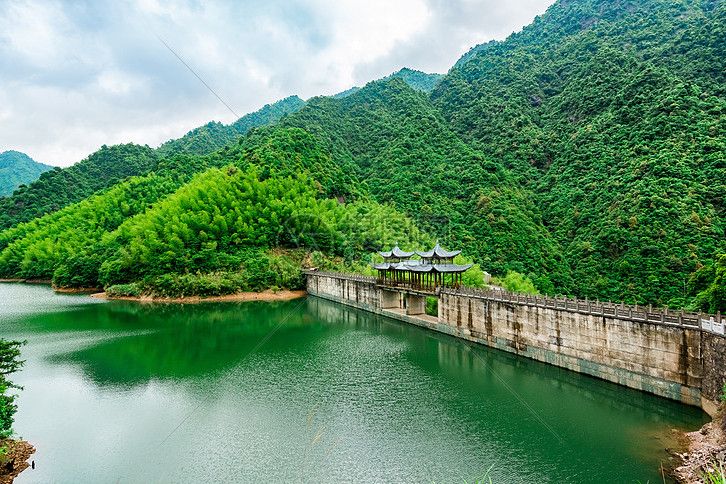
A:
[[53, 252, 103, 288], [268, 254, 304, 289], [143, 272, 248, 298], [496, 271, 540, 295], [459, 261, 487, 288], [0, 382, 18, 439], [105, 283, 142, 298]]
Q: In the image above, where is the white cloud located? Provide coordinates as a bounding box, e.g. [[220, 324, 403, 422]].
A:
[[0, 0, 554, 167], [96, 70, 148, 95]]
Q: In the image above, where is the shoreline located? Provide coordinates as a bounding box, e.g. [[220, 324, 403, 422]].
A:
[[0, 280, 102, 294], [53, 286, 103, 294], [673, 411, 725, 482], [0, 439, 35, 484], [0, 279, 51, 284], [90, 289, 307, 304]]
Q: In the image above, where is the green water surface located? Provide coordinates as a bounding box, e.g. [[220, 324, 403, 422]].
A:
[[0, 283, 708, 483]]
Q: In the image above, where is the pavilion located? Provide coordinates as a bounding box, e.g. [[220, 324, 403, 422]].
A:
[[373, 242, 472, 292]]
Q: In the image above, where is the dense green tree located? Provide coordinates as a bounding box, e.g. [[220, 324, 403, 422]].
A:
[[333, 68, 443, 98], [226, 127, 361, 200], [380, 68, 443, 93], [431, 0, 725, 305], [0, 97, 306, 231], [0, 339, 24, 439], [98, 165, 427, 292], [274, 78, 572, 290], [0, 175, 178, 284], [0, 128, 428, 297], [691, 253, 726, 313]]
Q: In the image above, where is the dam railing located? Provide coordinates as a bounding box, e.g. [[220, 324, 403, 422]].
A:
[[445, 286, 724, 333], [305, 270, 725, 335]]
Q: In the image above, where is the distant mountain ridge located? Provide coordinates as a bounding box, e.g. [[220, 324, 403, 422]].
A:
[[453, 41, 497, 69], [0, 151, 53, 197], [157, 95, 306, 156], [0, 144, 159, 229], [333, 68, 443, 98]]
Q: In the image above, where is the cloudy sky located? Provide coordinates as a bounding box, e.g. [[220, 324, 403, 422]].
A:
[[0, 0, 554, 167]]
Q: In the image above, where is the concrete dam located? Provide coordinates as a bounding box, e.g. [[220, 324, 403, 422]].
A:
[[305, 271, 726, 415]]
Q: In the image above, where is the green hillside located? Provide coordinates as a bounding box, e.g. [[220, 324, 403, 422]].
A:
[[0, 144, 160, 230], [0, 97, 305, 231], [0, 151, 52, 197], [431, 0, 726, 307], [453, 41, 496, 69], [97, 165, 427, 296], [382, 68, 443, 93], [275, 78, 570, 292], [1, 0, 723, 310], [157, 95, 305, 156], [0, 174, 178, 285], [0, 135, 428, 296], [333, 68, 443, 98]]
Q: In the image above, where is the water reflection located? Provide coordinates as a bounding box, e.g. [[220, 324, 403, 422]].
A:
[[54, 301, 308, 383], [0, 283, 709, 483]]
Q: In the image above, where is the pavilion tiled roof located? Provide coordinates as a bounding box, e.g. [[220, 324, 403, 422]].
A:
[[373, 262, 472, 273], [378, 245, 415, 259], [415, 243, 461, 259]]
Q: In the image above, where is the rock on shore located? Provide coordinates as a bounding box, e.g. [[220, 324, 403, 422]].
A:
[[674, 416, 725, 483], [0, 439, 35, 484]]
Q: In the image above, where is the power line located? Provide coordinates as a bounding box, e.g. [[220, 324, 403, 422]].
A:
[[155, 34, 239, 119]]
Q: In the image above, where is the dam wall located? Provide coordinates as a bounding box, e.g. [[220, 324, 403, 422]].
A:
[[305, 271, 726, 412]]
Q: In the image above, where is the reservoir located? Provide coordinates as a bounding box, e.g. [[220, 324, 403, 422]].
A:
[[0, 283, 708, 482]]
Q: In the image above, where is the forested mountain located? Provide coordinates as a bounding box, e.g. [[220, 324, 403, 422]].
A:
[[157, 95, 305, 156], [431, 0, 726, 307], [0, 144, 159, 230], [0, 96, 305, 230], [0, 174, 179, 285], [452, 41, 496, 69], [0, 0, 723, 310], [0, 135, 427, 295], [0, 151, 52, 197], [382, 68, 443, 93], [273, 79, 570, 292]]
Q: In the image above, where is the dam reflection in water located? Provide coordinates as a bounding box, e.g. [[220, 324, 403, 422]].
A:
[[0, 283, 708, 483]]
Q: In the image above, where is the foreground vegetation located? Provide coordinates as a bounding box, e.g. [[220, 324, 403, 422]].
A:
[[0, 340, 24, 439], [678, 386, 726, 483]]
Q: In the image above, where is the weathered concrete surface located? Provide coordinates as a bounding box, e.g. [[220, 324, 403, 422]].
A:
[[438, 293, 704, 406], [406, 295, 426, 315], [306, 272, 380, 312], [306, 272, 724, 412], [701, 332, 726, 414], [381, 290, 400, 309]]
